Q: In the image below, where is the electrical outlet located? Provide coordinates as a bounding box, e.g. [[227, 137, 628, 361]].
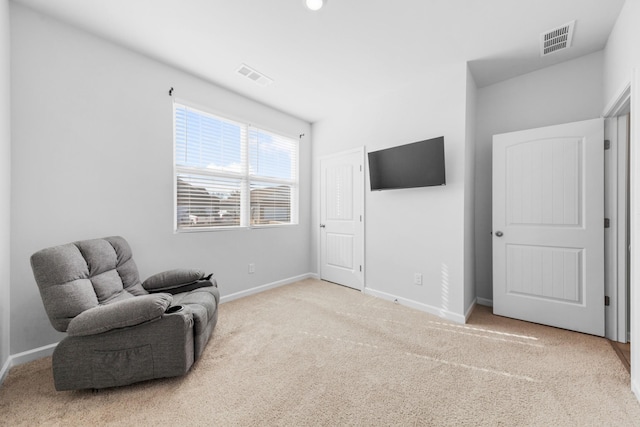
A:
[[414, 273, 422, 285], [248, 263, 255, 274]]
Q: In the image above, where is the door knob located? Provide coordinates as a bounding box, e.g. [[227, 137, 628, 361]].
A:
[[320, 224, 326, 228], [495, 231, 503, 237]]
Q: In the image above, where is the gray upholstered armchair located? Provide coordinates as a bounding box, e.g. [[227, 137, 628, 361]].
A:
[[30, 236, 219, 391]]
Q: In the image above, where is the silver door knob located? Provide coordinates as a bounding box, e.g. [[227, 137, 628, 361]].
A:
[[320, 224, 326, 228], [495, 231, 503, 237]]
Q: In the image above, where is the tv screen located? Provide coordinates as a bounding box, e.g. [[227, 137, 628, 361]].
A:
[[368, 136, 445, 191]]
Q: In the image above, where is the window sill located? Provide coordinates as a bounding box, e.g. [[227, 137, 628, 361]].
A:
[[174, 223, 298, 233]]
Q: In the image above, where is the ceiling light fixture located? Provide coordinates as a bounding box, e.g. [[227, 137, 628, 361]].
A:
[[305, 0, 325, 11]]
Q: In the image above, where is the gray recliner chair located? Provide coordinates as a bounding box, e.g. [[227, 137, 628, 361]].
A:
[[30, 236, 219, 391]]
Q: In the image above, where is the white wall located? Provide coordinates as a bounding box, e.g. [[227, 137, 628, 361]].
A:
[[312, 63, 473, 321], [603, 0, 640, 107], [0, 0, 10, 373], [603, 0, 640, 402], [10, 4, 311, 354], [474, 51, 604, 303]]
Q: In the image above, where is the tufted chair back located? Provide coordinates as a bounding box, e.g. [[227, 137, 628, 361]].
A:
[[30, 236, 149, 332]]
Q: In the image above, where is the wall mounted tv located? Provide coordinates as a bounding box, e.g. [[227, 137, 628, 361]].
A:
[[368, 136, 446, 191]]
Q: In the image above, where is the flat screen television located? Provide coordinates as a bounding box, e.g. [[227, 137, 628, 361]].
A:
[[368, 136, 445, 191]]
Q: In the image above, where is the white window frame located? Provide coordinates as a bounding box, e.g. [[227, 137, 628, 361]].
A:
[[173, 100, 299, 232]]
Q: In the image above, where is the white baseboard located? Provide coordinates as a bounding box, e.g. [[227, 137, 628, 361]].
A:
[[0, 342, 58, 386], [476, 297, 493, 307], [11, 342, 57, 366], [0, 355, 11, 385], [363, 287, 467, 324], [633, 378, 640, 404], [220, 273, 317, 304], [464, 299, 477, 322]]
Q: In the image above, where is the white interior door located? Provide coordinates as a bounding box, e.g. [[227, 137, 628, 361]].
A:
[[320, 148, 364, 290], [493, 118, 605, 336]]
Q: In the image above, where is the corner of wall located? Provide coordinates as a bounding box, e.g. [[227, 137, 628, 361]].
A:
[[1, 0, 12, 373], [464, 65, 477, 315]]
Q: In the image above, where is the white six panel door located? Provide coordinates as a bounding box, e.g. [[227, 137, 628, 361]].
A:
[[320, 149, 364, 290], [493, 118, 604, 336]]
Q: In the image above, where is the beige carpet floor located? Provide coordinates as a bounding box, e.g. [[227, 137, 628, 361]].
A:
[[1, 278, 639, 426]]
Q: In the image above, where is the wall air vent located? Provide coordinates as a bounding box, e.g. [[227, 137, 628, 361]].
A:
[[540, 20, 575, 56], [236, 64, 274, 87]]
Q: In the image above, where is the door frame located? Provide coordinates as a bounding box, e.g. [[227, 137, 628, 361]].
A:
[[318, 147, 366, 290], [605, 70, 640, 401], [603, 84, 630, 342], [630, 69, 640, 402]]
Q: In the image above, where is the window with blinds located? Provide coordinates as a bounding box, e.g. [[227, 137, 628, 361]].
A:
[[174, 102, 298, 231]]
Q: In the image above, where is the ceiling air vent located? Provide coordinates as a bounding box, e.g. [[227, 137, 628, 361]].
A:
[[540, 20, 575, 56], [236, 64, 273, 87]]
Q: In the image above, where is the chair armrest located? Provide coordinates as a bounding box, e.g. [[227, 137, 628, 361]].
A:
[[67, 293, 173, 336], [143, 269, 214, 294]]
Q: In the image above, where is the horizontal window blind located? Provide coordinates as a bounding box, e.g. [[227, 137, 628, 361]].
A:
[[177, 174, 242, 228], [250, 182, 292, 225], [249, 128, 297, 180], [175, 105, 245, 172], [174, 102, 298, 231]]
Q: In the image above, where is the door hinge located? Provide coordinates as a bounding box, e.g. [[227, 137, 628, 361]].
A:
[[359, 265, 362, 272], [604, 139, 611, 150], [605, 296, 610, 306], [360, 215, 362, 222], [360, 165, 363, 172], [604, 218, 610, 228]]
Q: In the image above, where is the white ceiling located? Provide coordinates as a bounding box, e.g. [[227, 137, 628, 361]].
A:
[[13, 0, 626, 123]]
